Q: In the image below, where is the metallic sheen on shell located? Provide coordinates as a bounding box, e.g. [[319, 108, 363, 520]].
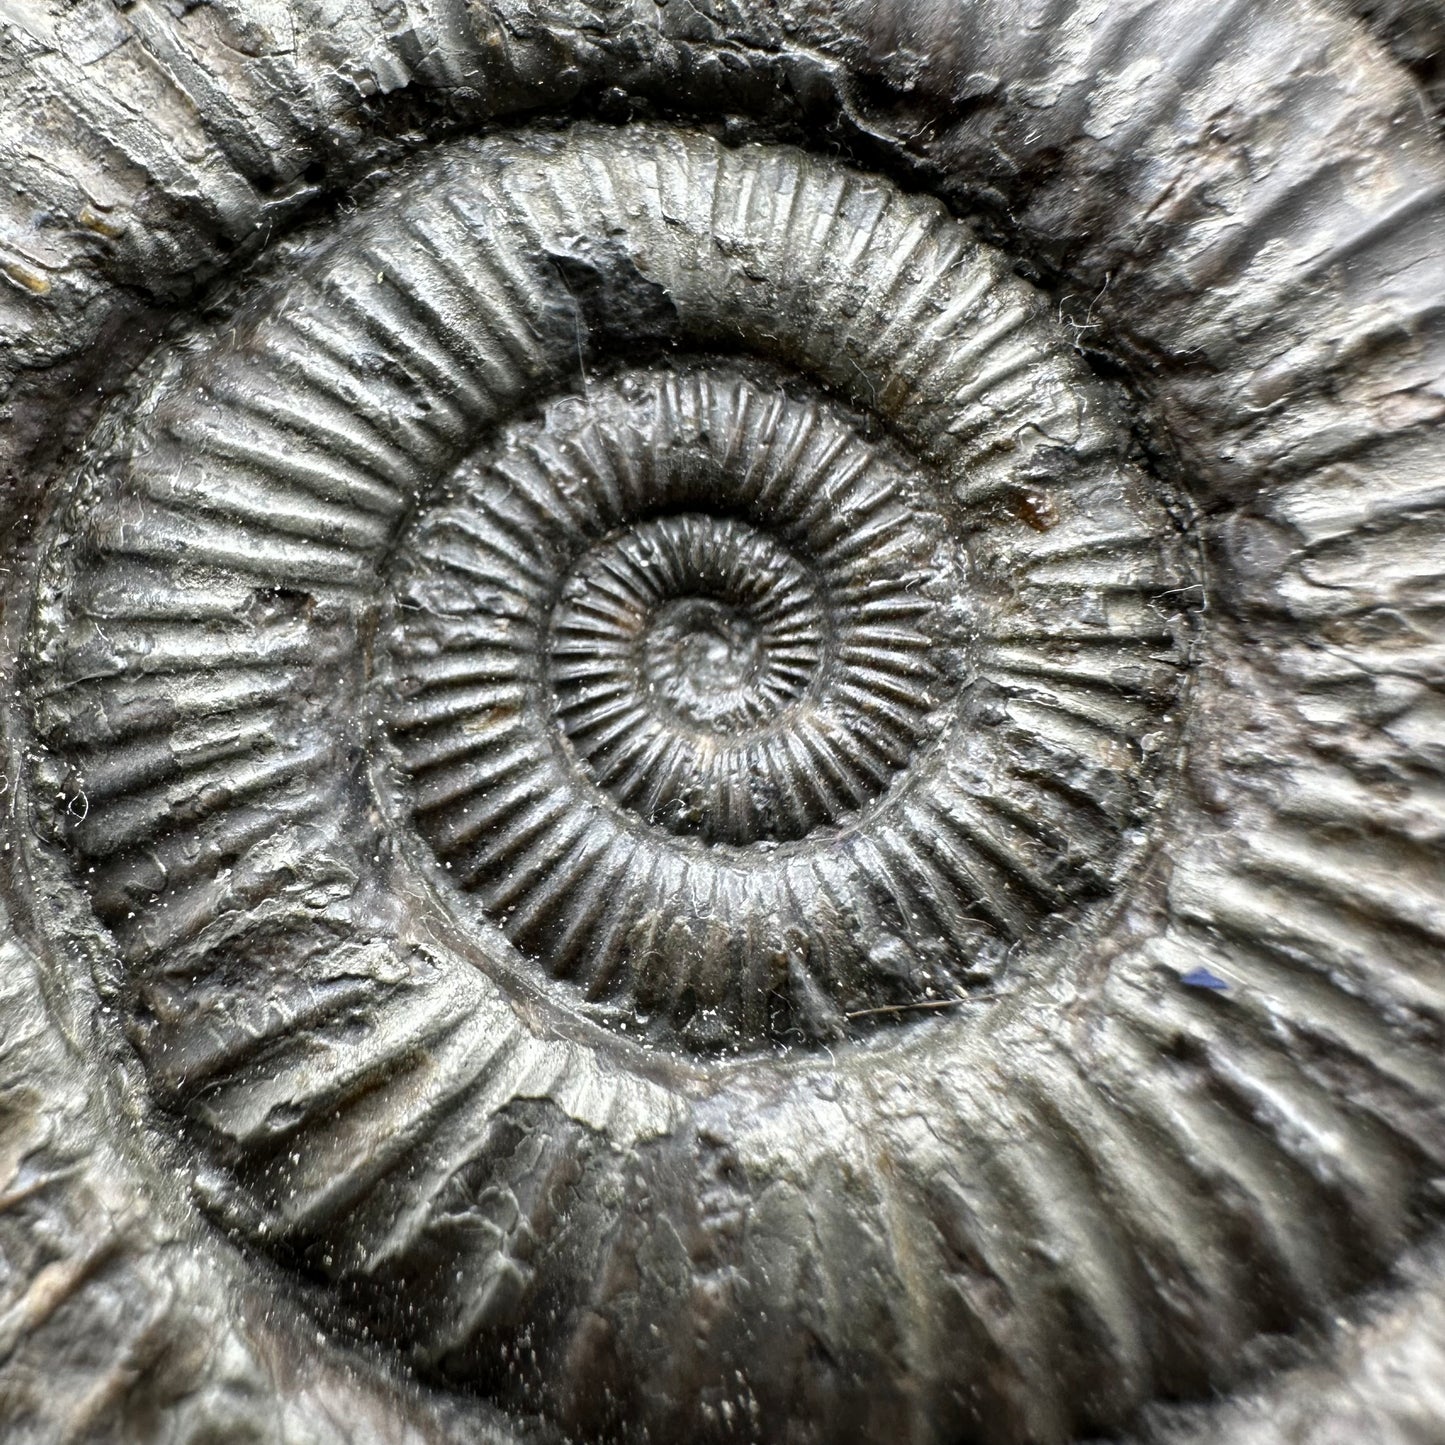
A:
[[0, 3, 1442, 1444]]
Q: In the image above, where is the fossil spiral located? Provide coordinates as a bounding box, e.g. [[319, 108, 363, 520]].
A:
[[1, 3, 1443, 1444]]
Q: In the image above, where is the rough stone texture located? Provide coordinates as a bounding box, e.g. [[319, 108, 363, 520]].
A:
[[0, 2, 1442, 1443], [1353, 0, 1445, 115]]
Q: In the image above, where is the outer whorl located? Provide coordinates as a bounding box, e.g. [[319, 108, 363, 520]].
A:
[[1, 6, 1443, 1445]]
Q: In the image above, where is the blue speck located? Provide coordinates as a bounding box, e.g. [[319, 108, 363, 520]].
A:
[[1180, 967, 1230, 991]]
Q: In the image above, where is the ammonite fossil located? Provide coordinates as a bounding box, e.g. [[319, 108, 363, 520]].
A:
[[0, 3, 1442, 1444]]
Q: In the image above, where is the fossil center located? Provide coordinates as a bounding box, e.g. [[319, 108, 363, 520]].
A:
[[648, 596, 768, 723]]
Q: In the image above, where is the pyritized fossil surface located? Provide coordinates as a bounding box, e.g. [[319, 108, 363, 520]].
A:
[[0, 3, 1443, 1444]]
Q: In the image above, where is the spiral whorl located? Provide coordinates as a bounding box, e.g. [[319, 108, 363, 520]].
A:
[[21, 94, 1442, 1445], [22, 125, 1208, 1432], [387, 367, 1005, 1042], [390, 373, 952, 854], [356, 127, 1192, 1046]]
